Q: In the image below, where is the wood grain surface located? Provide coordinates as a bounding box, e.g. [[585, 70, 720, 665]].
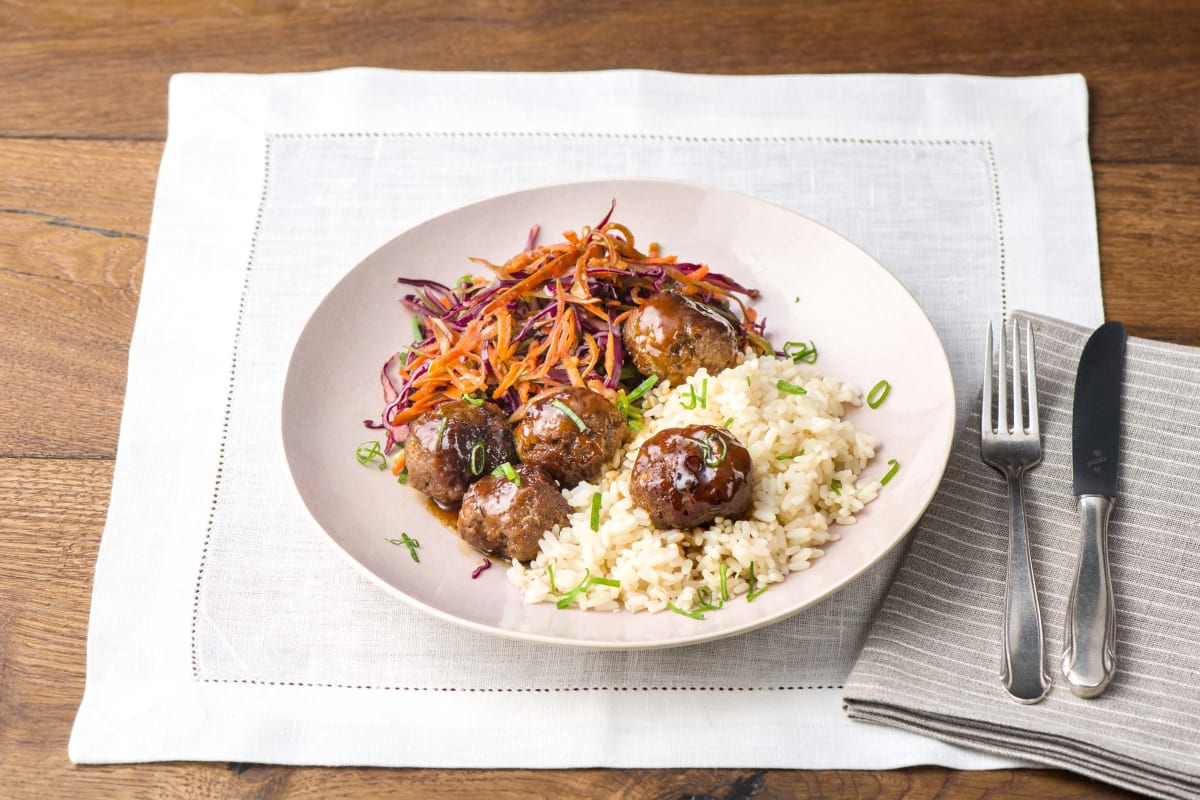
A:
[[2, 1, 1196, 797]]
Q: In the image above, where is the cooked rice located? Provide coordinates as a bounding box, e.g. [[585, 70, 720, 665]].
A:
[[506, 354, 880, 612]]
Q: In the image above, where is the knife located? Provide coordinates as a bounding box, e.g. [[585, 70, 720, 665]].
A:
[[1063, 320, 1126, 698]]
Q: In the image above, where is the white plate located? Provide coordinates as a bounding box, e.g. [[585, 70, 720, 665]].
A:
[[282, 179, 955, 649]]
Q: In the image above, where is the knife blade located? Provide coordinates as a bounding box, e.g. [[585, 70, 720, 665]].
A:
[[1063, 320, 1126, 698]]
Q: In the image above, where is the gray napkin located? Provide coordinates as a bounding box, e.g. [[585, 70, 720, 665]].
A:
[[843, 312, 1200, 800]]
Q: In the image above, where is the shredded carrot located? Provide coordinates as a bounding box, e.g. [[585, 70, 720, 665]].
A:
[[383, 219, 766, 426]]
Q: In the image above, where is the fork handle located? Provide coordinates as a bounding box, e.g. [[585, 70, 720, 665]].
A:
[[1062, 494, 1117, 698], [1001, 474, 1051, 703]]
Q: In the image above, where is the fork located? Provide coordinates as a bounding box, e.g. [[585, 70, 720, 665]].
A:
[[981, 320, 1051, 704]]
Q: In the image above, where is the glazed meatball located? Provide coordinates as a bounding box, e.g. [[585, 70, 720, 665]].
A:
[[629, 425, 752, 529], [622, 291, 741, 385], [404, 400, 517, 507], [515, 386, 627, 488], [457, 464, 571, 561]]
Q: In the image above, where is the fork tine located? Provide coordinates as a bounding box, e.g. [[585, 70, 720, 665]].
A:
[[1025, 321, 1039, 436], [1012, 321, 1025, 433], [998, 321, 1008, 433], [983, 322, 994, 434]]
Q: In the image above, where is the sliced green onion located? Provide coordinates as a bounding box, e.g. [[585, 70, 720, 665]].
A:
[[693, 585, 724, 613], [590, 491, 602, 531], [385, 533, 421, 563], [880, 458, 900, 486], [463, 393, 485, 407], [719, 562, 729, 602], [411, 316, 424, 341], [551, 569, 621, 608], [628, 419, 644, 431], [867, 379, 891, 409], [436, 415, 449, 448], [667, 602, 705, 620], [701, 431, 727, 467], [746, 376, 752, 387], [556, 569, 592, 609], [746, 562, 770, 602], [723, 417, 734, 429], [625, 374, 659, 403], [830, 478, 842, 496], [491, 461, 520, 484], [776, 379, 807, 395], [469, 441, 486, 475], [783, 340, 818, 364], [355, 441, 388, 470], [396, 468, 409, 485], [678, 378, 708, 410], [456, 273, 473, 287], [775, 450, 804, 460], [551, 399, 589, 432]]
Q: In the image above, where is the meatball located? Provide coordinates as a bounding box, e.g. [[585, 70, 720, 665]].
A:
[[457, 464, 570, 561], [629, 425, 752, 529], [515, 386, 627, 488], [404, 400, 517, 507], [622, 291, 741, 385]]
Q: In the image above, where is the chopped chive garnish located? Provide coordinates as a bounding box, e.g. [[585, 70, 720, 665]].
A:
[[776, 379, 807, 395], [746, 562, 769, 602], [436, 415, 449, 448], [549, 567, 620, 608], [880, 458, 900, 486], [701, 431, 727, 467], [830, 478, 842, 496], [783, 340, 818, 364], [385, 533, 421, 563], [680, 379, 708, 410], [469, 441, 486, 475], [625, 374, 658, 403], [719, 562, 729, 602], [590, 491, 602, 531], [746, 376, 752, 387], [411, 316, 424, 341], [667, 602, 705, 620], [464, 393, 485, 406], [491, 461, 520, 484], [551, 399, 589, 432], [396, 468, 409, 484], [867, 379, 892, 409], [628, 420, 644, 431], [693, 585, 724, 613], [723, 417, 734, 429], [355, 441, 388, 470], [775, 450, 804, 460], [556, 576, 589, 608]]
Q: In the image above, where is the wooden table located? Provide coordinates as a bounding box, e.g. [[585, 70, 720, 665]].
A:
[[3, 2, 1196, 797]]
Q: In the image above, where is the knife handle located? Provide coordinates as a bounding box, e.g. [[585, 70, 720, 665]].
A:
[[1062, 494, 1117, 698]]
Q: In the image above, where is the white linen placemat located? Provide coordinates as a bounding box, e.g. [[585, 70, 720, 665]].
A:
[[70, 69, 1102, 767]]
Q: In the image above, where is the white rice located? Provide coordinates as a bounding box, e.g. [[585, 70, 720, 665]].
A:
[[507, 354, 880, 612]]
